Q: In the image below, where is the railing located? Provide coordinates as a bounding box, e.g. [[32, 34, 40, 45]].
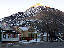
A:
[[2, 38, 19, 41]]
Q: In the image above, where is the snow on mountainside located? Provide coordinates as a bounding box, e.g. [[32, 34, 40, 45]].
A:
[[0, 4, 64, 33], [0, 5, 44, 26]]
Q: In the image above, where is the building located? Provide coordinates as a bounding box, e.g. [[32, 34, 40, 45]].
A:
[[0, 22, 19, 43], [19, 26, 39, 41], [0, 28, 1, 42], [1, 28, 19, 42]]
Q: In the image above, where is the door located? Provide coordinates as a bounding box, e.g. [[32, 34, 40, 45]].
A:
[[0, 33, 1, 42]]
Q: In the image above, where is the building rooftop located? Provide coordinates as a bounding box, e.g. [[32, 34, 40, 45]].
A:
[[19, 27, 29, 31]]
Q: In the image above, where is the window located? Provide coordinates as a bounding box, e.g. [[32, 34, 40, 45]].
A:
[[3, 34, 6, 39]]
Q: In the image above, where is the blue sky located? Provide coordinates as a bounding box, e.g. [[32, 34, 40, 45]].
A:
[[0, 0, 64, 19]]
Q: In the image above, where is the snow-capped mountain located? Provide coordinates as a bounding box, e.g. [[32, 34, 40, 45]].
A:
[[0, 5, 64, 33]]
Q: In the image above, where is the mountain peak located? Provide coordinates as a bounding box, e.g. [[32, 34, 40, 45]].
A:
[[30, 3, 43, 8]]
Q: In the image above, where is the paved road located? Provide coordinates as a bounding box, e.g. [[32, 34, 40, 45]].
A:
[[0, 42, 64, 48]]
